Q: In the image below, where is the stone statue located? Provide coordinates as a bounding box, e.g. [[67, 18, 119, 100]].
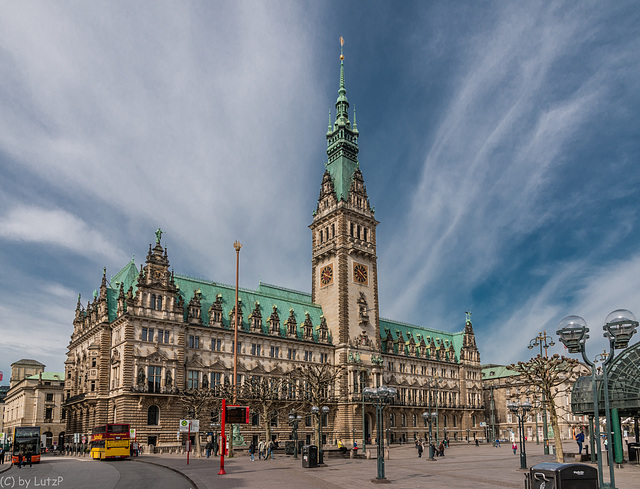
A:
[[137, 368, 146, 386], [155, 228, 163, 244], [165, 370, 172, 388], [232, 424, 246, 446]]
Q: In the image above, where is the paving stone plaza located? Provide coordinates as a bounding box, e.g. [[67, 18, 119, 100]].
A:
[[133, 440, 640, 489]]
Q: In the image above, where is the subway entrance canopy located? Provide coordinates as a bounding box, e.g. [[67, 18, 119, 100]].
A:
[[571, 341, 640, 417]]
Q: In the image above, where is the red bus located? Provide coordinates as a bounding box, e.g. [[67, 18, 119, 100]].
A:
[[90, 423, 130, 460], [12, 427, 41, 465]]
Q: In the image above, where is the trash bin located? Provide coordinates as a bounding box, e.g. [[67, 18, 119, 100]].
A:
[[628, 442, 640, 463], [525, 463, 597, 489], [302, 445, 318, 468]]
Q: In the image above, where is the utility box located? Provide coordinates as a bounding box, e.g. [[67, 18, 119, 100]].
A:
[[525, 463, 597, 489], [302, 445, 318, 468]]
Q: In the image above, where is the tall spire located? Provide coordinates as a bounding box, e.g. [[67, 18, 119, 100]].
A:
[[335, 37, 349, 126]]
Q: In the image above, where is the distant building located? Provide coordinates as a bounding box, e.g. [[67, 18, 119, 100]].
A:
[[63, 46, 483, 449], [482, 364, 589, 443], [0, 385, 9, 437], [2, 359, 65, 447]]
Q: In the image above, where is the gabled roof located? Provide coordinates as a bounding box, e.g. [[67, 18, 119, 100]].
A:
[[481, 365, 518, 380]]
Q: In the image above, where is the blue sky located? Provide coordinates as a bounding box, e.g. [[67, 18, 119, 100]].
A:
[[1, 1, 639, 382]]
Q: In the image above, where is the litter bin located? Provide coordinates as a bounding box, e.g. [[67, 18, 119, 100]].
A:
[[302, 445, 318, 468], [628, 442, 640, 463], [285, 441, 294, 455], [525, 463, 597, 489]]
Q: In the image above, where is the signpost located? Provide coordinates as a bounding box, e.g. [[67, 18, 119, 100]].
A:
[[180, 419, 200, 465]]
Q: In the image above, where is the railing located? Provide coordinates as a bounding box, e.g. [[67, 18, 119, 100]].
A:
[[63, 393, 86, 405]]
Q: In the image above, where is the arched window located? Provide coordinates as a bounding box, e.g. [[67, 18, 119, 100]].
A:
[[443, 415, 448, 427], [412, 414, 417, 427], [148, 405, 160, 426], [401, 413, 406, 427], [390, 413, 395, 427]]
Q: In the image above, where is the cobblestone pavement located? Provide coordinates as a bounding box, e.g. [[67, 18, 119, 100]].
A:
[[130, 441, 640, 489]]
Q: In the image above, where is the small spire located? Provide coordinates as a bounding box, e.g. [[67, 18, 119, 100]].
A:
[[353, 106, 358, 132], [328, 112, 332, 132]]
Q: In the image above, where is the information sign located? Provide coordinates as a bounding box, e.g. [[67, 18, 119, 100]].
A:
[[225, 405, 250, 424]]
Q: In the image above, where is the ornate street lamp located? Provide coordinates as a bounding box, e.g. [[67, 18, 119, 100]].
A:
[[288, 410, 302, 459], [557, 309, 638, 489], [363, 385, 397, 481], [528, 331, 555, 454], [311, 405, 330, 465], [422, 411, 437, 459], [508, 401, 532, 469]]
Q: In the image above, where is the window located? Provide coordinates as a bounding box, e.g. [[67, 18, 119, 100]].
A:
[[92, 357, 97, 367], [90, 381, 96, 392], [270, 412, 278, 427], [211, 338, 222, 351], [270, 346, 279, 358], [211, 372, 222, 387], [232, 341, 241, 354], [319, 352, 328, 363], [45, 407, 53, 421], [288, 348, 297, 360], [158, 329, 170, 343], [142, 327, 155, 342], [46, 393, 54, 402], [187, 370, 200, 389], [412, 414, 417, 427], [472, 415, 477, 427], [304, 351, 313, 362], [189, 335, 200, 349], [148, 366, 162, 393], [251, 413, 260, 426], [147, 405, 159, 426], [251, 343, 261, 356], [389, 413, 395, 427]]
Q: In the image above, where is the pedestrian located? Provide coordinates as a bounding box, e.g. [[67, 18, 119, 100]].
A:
[[512, 442, 517, 454], [249, 441, 256, 461], [575, 430, 584, 454], [417, 441, 423, 458], [26, 450, 32, 468], [267, 439, 275, 460], [0, 446, 4, 465], [213, 438, 219, 457], [438, 441, 445, 457], [17, 452, 23, 469], [353, 441, 358, 455], [496, 438, 501, 447], [258, 439, 265, 460], [206, 441, 212, 458], [475, 438, 479, 447]]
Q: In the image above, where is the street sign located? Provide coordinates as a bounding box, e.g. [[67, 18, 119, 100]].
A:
[[130, 428, 136, 439], [225, 405, 250, 424], [179, 419, 200, 432], [74, 433, 80, 443]]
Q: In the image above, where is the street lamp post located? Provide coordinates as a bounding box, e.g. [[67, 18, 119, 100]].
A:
[[490, 382, 496, 446], [528, 331, 555, 454], [508, 401, 532, 469], [466, 428, 470, 443], [288, 410, 302, 459], [557, 309, 638, 489], [311, 405, 330, 465], [363, 385, 397, 482], [422, 412, 437, 459]]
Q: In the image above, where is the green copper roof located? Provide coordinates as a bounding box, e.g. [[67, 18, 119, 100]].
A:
[[380, 317, 465, 361], [481, 365, 518, 380], [26, 372, 64, 382]]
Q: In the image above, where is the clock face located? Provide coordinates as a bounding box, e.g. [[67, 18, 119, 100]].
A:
[[353, 263, 368, 284], [320, 264, 334, 286]]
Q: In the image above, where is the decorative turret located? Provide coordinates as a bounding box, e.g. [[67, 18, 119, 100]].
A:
[[461, 311, 480, 364]]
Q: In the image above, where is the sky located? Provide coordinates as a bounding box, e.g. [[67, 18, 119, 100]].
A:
[[1, 1, 639, 383]]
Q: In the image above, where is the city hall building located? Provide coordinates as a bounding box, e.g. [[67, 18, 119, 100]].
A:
[[63, 49, 483, 449]]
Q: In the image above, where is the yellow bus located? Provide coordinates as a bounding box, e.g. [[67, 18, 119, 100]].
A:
[[90, 424, 130, 460]]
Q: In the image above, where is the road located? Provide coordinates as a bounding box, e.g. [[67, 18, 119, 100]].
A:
[[0, 457, 193, 489]]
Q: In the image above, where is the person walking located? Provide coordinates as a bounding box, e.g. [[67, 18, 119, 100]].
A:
[[438, 441, 445, 457], [0, 446, 4, 464], [248, 441, 256, 461], [267, 439, 275, 460], [475, 438, 479, 447], [206, 441, 212, 458], [417, 441, 423, 458], [213, 438, 219, 457], [258, 439, 265, 460], [575, 430, 584, 454], [17, 452, 23, 469], [512, 442, 518, 454], [26, 450, 32, 468]]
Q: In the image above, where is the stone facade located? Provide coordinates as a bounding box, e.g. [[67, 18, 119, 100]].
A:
[[63, 47, 483, 449], [482, 364, 590, 444], [2, 360, 65, 447]]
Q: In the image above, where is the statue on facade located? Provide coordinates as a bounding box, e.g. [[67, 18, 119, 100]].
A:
[[165, 370, 172, 388], [137, 368, 146, 386]]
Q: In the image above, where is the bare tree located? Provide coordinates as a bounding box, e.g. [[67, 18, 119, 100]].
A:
[[293, 364, 344, 445], [238, 376, 298, 445], [508, 354, 582, 462]]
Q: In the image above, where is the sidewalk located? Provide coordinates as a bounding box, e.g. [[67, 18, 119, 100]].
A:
[[134, 441, 640, 489]]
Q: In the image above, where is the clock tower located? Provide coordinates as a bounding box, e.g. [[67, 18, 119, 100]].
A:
[[311, 40, 380, 351]]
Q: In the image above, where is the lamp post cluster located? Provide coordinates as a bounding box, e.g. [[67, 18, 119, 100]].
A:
[[288, 410, 302, 459], [422, 411, 437, 459], [508, 401, 532, 469], [363, 385, 396, 482], [557, 309, 638, 489], [311, 405, 330, 465]]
